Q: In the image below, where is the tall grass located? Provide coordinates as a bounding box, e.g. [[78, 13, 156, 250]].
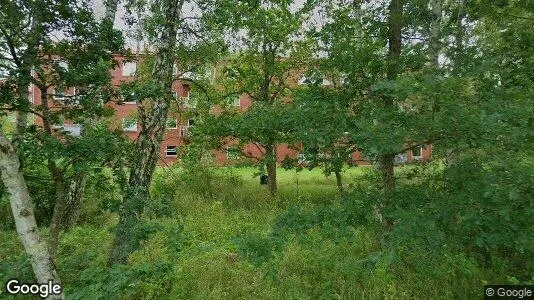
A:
[[0, 165, 529, 299]]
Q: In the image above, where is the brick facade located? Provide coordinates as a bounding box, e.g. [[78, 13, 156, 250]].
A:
[[30, 56, 432, 166]]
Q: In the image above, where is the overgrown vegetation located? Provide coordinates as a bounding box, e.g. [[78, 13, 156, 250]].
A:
[[0, 0, 532, 298], [1, 164, 531, 299]]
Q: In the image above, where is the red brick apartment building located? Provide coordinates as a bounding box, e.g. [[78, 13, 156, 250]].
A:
[[28, 56, 431, 166]]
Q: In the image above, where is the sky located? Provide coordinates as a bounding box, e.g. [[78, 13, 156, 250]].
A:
[[90, 0, 139, 49], [89, 0, 324, 51]]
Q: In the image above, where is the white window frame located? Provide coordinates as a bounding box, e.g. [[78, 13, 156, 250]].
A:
[[54, 86, 68, 100], [297, 74, 308, 85], [187, 118, 195, 126], [166, 145, 177, 157], [412, 147, 423, 159], [181, 91, 196, 108], [122, 91, 137, 105], [122, 118, 137, 132], [63, 124, 82, 136], [122, 62, 137, 77], [231, 97, 241, 107]]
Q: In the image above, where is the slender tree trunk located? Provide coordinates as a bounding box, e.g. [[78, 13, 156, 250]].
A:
[[109, 0, 184, 265], [446, 0, 465, 167], [353, 0, 362, 47], [0, 132, 63, 299], [12, 112, 28, 151], [387, 0, 403, 81], [378, 153, 395, 192], [60, 172, 86, 229], [12, 73, 31, 158], [48, 162, 67, 258], [57, 0, 120, 233], [377, 0, 403, 193], [334, 170, 344, 194], [429, 0, 442, 68], [265, 143, 277, 195], [36, 88, 68, 258], [453, 0, 466, 70]]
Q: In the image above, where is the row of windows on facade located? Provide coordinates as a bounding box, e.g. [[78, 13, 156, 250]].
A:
[[164, 145, 242, 158], [50, 118, 194, 138], [165, 146, 424, 160], [51, 87, 241, 108], [54, 59, 201, 80], [122, 118, 195, 132], [46, 121, 424, 160], [122, 61, 335, 87], [120, 61, 208, 80]]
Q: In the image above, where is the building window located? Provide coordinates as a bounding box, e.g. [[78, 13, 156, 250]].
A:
[[227, 147, 241, 159], [412, 147, 422, 159], [181, 118, 194, 139], [181, 92, 196, 108], [63, 124, 82, 136], [394, 153, 408, 164], [231, 97, 240, 107], [122, 62, 137, 77], [58, 61, 68, 71], [122, 117, 137, 132], [297, 75, 309, 85], [166, 145, 177, 157], [54, 87, 68, 100], [166, 119, 178, 129], [121, 91, 137, 104]]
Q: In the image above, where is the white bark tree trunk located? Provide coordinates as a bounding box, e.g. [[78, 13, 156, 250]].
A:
[[0, 131, 63, 299], [109, 0, 185, 265]]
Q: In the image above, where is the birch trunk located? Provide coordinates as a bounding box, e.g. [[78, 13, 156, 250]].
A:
[[109, 0, 184, 265], [352, 0, 363, 47], [0, 132, 63, 299], [61, 172, 86, 229]]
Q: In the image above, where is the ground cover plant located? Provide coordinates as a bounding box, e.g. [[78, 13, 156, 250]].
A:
[[1, 164, 531, 299]]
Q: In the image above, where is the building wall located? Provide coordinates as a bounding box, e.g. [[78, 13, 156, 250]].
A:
[[32, 56, 432, 166]]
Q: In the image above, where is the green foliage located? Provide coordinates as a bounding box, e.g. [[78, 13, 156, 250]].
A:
[[1, 0, 532, 298], [2, 167, 531, 298]]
